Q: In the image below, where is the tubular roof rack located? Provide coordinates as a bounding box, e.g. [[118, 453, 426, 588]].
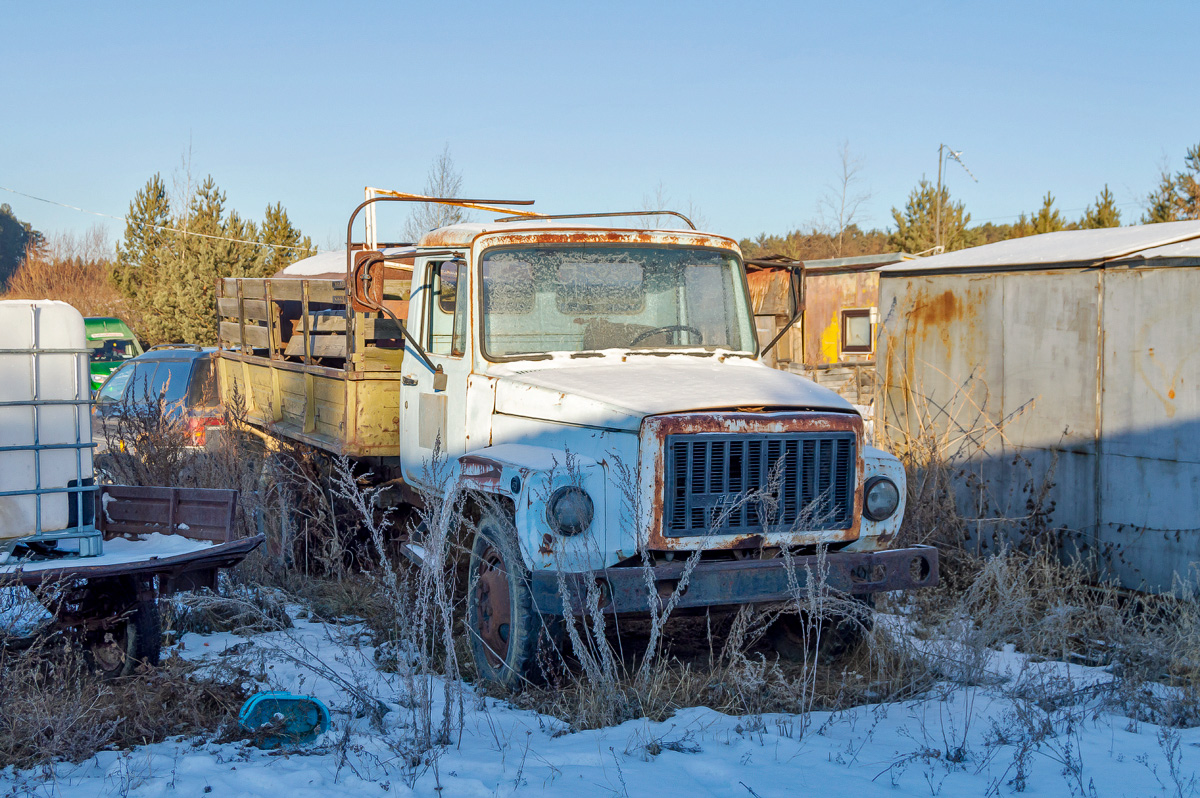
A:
[[493, 210, 697, 230], [348, 193, 537, 272]]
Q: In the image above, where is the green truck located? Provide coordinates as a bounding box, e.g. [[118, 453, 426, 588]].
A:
[[84, 316, 143, 393]]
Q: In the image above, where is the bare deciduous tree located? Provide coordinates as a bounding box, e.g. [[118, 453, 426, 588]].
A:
[[817, 142, 872, 258], [640, 180, 709, 231], [404, 145, 469, 241]]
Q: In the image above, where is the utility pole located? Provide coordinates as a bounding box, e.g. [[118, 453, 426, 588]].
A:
[[933, 144, 977, 252]]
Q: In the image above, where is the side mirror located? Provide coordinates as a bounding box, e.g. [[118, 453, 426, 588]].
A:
[[350, 250, 386, 312], [788, 266, 804, 316]]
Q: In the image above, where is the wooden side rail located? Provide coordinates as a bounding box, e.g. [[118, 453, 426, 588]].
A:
[[97, 485, 239, 543], [216, 277, 407, 370]]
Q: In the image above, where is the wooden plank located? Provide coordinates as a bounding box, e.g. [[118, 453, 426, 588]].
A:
[[354, 347, 406, 371], [219, 321, 271, 350], [361, 317, 405, 339], [238, 279, 267, 299], [268, 279, 345, 304], [284, 334, 347, 359], [218, 320, 241, 346], [217, 297, 271, 321], [305, 313, 348, 332]]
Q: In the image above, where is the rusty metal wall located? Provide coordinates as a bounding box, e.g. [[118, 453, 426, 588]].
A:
[[802, 271, 879, 367], [878, 264, 1200, 592]]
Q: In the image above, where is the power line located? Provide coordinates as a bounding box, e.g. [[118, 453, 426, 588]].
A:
[[0, 184, 320, 253]]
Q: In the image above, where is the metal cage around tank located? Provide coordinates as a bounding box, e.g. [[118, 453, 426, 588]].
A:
[[0, 303, 101, 557]]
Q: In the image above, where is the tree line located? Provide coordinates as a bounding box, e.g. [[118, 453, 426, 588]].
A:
[[1, 174, 313, 345], [740, 140, 1200, 261]]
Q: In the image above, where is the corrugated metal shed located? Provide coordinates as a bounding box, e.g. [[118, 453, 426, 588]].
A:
[[878, 221, 1200, 593]]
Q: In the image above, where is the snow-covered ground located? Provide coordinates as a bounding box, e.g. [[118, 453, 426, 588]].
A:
[[4, 611, 1198, 797]]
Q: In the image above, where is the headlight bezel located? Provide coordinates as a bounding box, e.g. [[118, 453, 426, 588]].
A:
[[863, 476, 900, 522], [545, 485, 594, 536]]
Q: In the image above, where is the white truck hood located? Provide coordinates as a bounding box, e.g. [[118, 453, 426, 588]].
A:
[[493, 359, 855, 431]]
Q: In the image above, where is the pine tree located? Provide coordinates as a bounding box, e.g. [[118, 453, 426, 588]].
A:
[[260, 202, 315, 275], [1081, 185, 1121, 229], [1011, 192, 1067, 237], [114, 174, 314, 345], [889, 179, 975, 254], [1143, 169, 1179, 224], [1031, 192, 1065, 234], [114, 175, 174, 341], [0, 203, 44, 286], [1175, 142, 1200, 220]]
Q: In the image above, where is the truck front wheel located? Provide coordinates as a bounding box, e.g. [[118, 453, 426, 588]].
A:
[[766, 596, 874, 663], [467, 510, 544, 690]]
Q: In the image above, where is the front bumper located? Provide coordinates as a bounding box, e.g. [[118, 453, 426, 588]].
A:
[[531, 544, 938, 616]]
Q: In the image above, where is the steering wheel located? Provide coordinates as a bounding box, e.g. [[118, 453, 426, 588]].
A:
[[629, 324, 704, 346]]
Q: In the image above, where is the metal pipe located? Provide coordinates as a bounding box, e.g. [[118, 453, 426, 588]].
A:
[[493, 210, 697, 230]]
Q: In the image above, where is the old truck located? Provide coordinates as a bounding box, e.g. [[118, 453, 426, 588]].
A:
[[215, 192, 937, 686], [1, 300, 262, 677]]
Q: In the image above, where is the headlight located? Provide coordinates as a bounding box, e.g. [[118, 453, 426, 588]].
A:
[[546, 486, 594, 536], [863, 476, 900, 522]]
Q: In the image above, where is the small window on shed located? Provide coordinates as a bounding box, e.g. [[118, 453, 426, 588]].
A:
[[841, 308, 873, 354]]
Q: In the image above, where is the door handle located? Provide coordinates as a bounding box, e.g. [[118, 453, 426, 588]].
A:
[[402, 376, 417, 386]]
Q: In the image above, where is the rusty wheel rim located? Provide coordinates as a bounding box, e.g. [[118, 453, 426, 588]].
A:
[[89, 629, 128, 674], [475, 543, 512, 669]]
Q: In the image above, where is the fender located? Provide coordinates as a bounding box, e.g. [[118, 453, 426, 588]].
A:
[[843, 445, 907, 552], [455, 444, 610, 572]]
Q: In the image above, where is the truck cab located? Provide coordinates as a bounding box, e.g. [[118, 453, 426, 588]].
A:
[[84, 316, 143, 394], [215, 199, 937, 688]]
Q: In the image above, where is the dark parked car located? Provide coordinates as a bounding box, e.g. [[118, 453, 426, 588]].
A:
[[92, 346, 223, 448]]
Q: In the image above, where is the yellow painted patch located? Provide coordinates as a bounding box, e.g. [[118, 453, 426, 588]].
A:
[[819, 315, 841, 364]]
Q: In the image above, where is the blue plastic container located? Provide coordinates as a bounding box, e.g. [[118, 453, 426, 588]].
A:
[[238, 691, 330, 748]]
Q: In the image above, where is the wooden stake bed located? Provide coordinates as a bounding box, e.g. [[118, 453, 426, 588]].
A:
[[215, 275, 410, 458]]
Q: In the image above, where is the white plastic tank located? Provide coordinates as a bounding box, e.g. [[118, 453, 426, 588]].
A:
[[0, 301, 97, 552]]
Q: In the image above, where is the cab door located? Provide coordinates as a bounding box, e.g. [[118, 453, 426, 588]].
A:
[[400, 257, 471, 487]]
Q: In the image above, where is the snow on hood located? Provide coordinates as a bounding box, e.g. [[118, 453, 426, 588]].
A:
[[493, 358, 854, 431]]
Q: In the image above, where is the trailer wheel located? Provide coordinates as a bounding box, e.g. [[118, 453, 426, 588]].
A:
[[85, 599, 161, 679], [466, 509, 548, 690], [767, 596, 874, 663]]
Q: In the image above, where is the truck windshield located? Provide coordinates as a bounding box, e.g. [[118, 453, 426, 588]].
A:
[[480, 246, 756, 358]]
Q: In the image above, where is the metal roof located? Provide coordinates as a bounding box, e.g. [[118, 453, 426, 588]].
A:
[[881, 220, 1200, 274], [805, 252, 913, 272]]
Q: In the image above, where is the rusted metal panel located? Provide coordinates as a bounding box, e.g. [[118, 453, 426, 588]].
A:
[[802, 270, 879, 367], [1094, 267, 1200, 591], [531, 545, 939, 615], [746, 268, 793, 316], [878, 260, 1200, 593]]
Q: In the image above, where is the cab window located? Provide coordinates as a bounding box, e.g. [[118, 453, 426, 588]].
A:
[[426, 260, 466, 356]]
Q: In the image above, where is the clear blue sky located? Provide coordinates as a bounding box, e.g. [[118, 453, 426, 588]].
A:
[[3, 1, 1198, 249]]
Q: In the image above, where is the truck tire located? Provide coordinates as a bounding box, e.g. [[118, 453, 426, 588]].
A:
[[467, 509, 544, 690], [767, 595, 875, 663], [85, 598, 162, 679]]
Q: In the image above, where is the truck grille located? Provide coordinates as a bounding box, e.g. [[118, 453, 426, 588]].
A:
[[663, 432, 856, 537]]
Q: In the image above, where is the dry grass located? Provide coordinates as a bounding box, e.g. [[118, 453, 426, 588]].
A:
[[0, 583, 247, 769], [880, 369, 1200, 728], [2, 228, 138, 325]]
